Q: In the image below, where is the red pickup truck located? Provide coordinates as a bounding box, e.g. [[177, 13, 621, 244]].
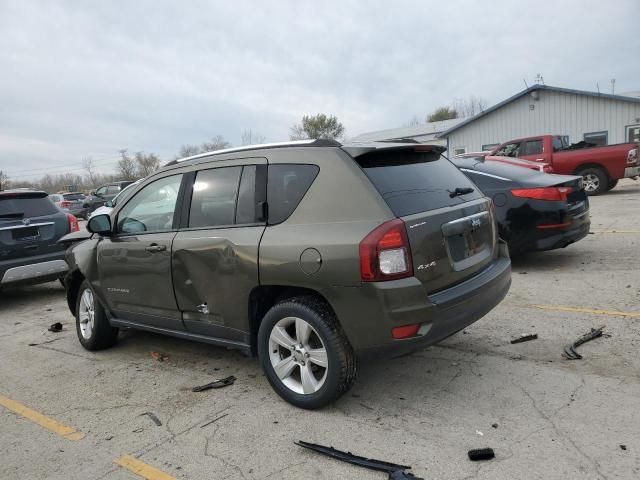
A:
[[489, 135, 639, 195]]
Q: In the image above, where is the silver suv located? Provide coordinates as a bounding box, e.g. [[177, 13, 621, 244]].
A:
[[64, 140, 511, 408]]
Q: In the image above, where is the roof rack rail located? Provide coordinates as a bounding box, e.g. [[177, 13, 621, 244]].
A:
[[165, 138, 341, 167]]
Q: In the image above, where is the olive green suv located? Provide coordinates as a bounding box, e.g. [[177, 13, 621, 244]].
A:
[[63, 139, 511, 408]]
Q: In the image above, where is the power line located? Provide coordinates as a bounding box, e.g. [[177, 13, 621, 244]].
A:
[[4, 156, 122, 175]]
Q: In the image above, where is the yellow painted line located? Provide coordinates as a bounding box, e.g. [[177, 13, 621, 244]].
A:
[[115, 455, 176, 480], [531, 304, 640, 318], [590, 230, 640, 234], [0, 394, 84, 441]]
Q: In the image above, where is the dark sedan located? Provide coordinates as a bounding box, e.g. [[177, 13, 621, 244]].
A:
[[452, 156, 590, 255]]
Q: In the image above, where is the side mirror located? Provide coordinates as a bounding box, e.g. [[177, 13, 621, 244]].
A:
[[105, 200, 114, 208], [87, 214, 112, 235], [90, 191, 96, 196]]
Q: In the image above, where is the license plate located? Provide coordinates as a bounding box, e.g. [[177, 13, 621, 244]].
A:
[[12, 226, 40, 240]]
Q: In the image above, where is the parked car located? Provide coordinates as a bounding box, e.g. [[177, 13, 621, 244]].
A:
[[49, 192, 90, 219], [489, 135, 639, 195], [88, 179, 143, 219], [452, 156, 590, 255], [0, 190, 79, 289], [83, 181, 135, 213], [62, 139, 511, 409], [454, 151, 553, 173]]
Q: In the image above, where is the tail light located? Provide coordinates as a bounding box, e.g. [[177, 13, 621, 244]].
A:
[[360, 219, 413, 282], [66, 213, 79, 232], [60, 200, 71, 208], [511, 186, 572, 202], [628, 147, 638, 165]]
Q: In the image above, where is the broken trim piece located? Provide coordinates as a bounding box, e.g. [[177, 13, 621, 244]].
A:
[[295, 440, 424, 479], [563, 326, 605, 360], [191, 375, 236, 392]]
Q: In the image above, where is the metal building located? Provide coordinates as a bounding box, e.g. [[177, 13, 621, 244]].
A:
[[439, 85, 640, 155], [350, 118, 463, 146]]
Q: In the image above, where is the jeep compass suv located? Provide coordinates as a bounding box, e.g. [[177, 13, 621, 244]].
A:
[[63, 140, 511, 408]]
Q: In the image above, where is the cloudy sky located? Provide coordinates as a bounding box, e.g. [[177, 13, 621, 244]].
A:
[[1, 0, 639, 180]]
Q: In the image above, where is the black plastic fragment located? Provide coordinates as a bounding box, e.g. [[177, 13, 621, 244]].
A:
[[141, 412, 162, 426], [200, 413, 228, 428], [563, 326, 605, 360], [192, 375, 236, 392], [48, 322, 63, 332], [511, 333, 538, 344], [295, 440, 424, 479], [468, 448, 495, 461]]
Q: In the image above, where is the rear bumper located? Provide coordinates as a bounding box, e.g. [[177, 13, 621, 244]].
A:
[[0, 252, 68, 287], [326, 242, 511, 358]]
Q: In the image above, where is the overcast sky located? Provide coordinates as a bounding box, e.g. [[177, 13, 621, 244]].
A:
[[1, 0, 639, 180]]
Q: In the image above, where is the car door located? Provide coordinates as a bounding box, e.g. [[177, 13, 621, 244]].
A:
[[519, 139, 546, 163], [172, 159, 267, 343], [97, 173, 186, 330]]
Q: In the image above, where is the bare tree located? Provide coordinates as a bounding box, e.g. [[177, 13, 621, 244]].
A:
[[82, 157, 99, 188], [134, 152, 161, 177], [452, 96, 488, 118], [117, 150, 137, 181], [201, 135, 231, 152], [0, 170, 9, 191], [177, 144, 201, 158], [241, 129, 266, 146]]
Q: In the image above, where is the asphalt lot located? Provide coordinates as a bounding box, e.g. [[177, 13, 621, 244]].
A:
[[1, 180, 639, 480]]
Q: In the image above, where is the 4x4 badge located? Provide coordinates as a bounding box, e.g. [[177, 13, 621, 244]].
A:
[[470, 218, 481, 230]]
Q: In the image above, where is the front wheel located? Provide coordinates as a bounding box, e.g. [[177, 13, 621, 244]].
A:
[[75, 281, 119, 351], [578, 167, 608, 196], [257, 296, 356, 409], [606, 179, 618, 192]]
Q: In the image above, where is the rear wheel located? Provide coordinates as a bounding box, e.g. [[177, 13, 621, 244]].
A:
[[578, 167, 608, 196], [257, 296, 356, 409], [75, 281, 118, 351]]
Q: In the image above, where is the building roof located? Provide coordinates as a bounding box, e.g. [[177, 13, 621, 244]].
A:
[[350, 117, 463, 143], [440, 84, 640, 138]]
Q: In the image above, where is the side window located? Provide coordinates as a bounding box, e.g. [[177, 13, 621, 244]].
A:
[[117, 174, 183, 234], [96, 186, 107, 196], [522, 140, 543, 155], [552, 136, 564, 152], [267, 164, 319, 224], [189, 167, 241, 228], [106, 185, 120, 195], [235, 165, 267, 224], [496, 142, 520, 157]]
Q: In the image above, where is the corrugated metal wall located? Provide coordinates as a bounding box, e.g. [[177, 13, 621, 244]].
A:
[[446, 90, 640, 153]]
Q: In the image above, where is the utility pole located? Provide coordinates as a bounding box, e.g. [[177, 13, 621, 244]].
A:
[[611, 78, 616, 95]]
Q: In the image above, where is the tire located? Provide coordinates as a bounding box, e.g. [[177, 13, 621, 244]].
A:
[[75, 280, 118, 351], [606, 179, 618, 192], [578, 167, 608, 196], [257, 296, 356, 409]]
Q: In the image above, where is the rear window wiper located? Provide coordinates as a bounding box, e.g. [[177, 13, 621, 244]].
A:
[[0, 212, 25, 219], [449, 187, 474, 198]]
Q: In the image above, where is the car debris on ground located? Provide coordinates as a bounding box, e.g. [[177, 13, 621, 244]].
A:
[[511, 333, 538, 344], [47, 322, 63, 332], [149, 351, 169, 362], [468, 448, 495, 461], [191, 375, 236, 392], [200, 413, 229, 428], [295, 440, 424, 479], [563, 326, 606, 360], [140, 412, 162, 426]]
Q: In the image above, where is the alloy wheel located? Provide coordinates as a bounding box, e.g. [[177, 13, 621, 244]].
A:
[[78, 288, 95, 340], [583, 173, 600, 192], [268, 316, 328, 395]]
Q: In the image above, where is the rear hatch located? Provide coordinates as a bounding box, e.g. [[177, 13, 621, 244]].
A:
[[62, 193, 86, 211], [348, 144, 497, 293], [0, 192, 69, 261]]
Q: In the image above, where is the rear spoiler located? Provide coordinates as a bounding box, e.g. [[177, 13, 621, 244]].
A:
[[341, 142, 447, 158]]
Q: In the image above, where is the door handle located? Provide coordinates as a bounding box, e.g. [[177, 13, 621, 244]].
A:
[[145, 244, 167, 253]]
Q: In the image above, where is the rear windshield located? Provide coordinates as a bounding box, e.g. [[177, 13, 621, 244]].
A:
[[63, 193, 85, 200], [357, 150, 482, 217], [0, 196, 59, 218]]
